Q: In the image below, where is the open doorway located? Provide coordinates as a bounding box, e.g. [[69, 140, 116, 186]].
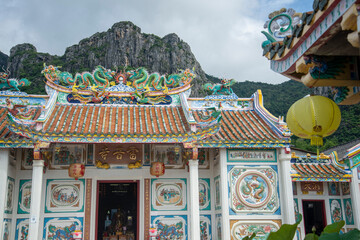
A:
[[302, 200, 326, 236], [96, 181, 139, 240]]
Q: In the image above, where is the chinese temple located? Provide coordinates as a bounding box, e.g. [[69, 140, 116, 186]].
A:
[[0, 64, 296, 240], [261, 0, 360, 238]]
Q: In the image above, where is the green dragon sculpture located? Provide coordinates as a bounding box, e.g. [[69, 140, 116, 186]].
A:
[[203, 78, 235, 95], [0, 68, 30, 91]]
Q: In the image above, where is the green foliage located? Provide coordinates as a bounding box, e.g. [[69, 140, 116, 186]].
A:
[[266, 214, 302, 240], [243, 232, 256, 240]]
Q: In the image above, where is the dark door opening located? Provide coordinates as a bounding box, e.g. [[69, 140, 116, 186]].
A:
[[96, 181, 139, 240], [302, 200, 326, 236]]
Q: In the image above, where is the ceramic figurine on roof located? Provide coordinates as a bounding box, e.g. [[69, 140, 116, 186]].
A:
[[0, 68, 30, 91], [203, 78, 235, 95], [42, 64, 195, 105]]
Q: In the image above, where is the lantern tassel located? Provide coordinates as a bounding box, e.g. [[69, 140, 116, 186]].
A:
[[310, 136, 323, 146]]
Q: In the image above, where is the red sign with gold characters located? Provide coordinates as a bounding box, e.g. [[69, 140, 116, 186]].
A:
[[95, 144, 143, 165], [300, 182, 323, 192]]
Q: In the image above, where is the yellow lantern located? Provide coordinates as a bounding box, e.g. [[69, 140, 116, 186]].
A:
[[286, 95, 341, 146]]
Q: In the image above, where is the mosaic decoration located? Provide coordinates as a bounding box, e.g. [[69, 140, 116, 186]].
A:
[[86, 144, 94, 165], [199, 178, 211, 211], [341, 182, 350, 195], [144, 144, 151, 165], [52, 145, 85, 168], [296, 228, 301, 240], [200, 215, 212, 240], [294, 199, 300, 223], [4, 176, 15, 214], [229, 166, 279, 214], [2, 219, 11, 240], [42, 64, 195, 105], [215, 214, 222, 240], [144, 179, 150, 240], [43, 217, 83, 240], [328, 182, 340, 196], [151, 178, 187, 211], [18, 179, 32, 214], [203, 79, 236, 95], [228, 149, 276, 162], [214, 176, 221, 210], [230, 220, 280, 240], [343, 198, 354, 225], [95, 144, 143, 166], [184, 148, 209, 169], [329, 199, 343, 223], [15, 218, 29, 240], [45, 179, 85, 213], [0, 69, 30, 91], [268, 0, 356, 74], [152, 144, 183, 168], [151, 215, 187, 240], [21, 149, 33, 169], [83, 179, 92, 240]]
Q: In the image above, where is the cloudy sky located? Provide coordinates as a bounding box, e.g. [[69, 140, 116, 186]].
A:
[[0, 0, 313, 84]]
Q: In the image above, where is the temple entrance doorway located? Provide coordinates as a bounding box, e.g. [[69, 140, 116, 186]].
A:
[[302, 200, 326, 236], [96, 181, 139, 240]]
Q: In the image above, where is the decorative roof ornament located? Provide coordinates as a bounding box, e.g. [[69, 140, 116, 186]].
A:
[[0, 67, 30, 91], [262, 8, 302, 48], [42, 64, 195, 105], [203, 78, 235, 96]]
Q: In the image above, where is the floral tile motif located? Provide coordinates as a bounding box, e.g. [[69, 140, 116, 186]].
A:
[[2, 219, 11, 240], [329, 199, 343, 223], [151, 178, 187, 211], [45, 179, 85, 213], [15, 219, 29, 240], [151, 215, 187, 240], [18, 180, 32, 214], [200, 215, 212, 240], [230, 220, 280, 240], [214, 176, 221, 210], [43, 217, 83, 240], [215, 214, 222, 240], [5, 176, 15, 214], [199, 179, 211, 211], [343, 198, 354, 225], [229, 166, 279, 214]]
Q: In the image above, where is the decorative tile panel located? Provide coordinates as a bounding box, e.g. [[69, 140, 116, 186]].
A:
[[199, 178, 211, 211], [343, 198, 354, 225], [328, 182, 340, 196], [4, 176, 15, 214], [229, 166, 279, 214], [151, 215, 187, 240], [329, 199, 343, 223], [230, 220, 280, 240], [214, 176, 221, 210], [15, 218, 29, 240], [228, 149, 276, 162], [51, 145, 85, 169], [18, 179, 32, 214], [45, 179, 85, 213], [43, 217, 83, 240], [151, 178, 187, 211], [341, 182, 350, 195], [200, 215, 212, 240], [215, 214, 222, 240], [2, 219, 11, 240]]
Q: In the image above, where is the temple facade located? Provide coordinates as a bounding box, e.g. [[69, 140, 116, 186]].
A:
[[0, 64, 295, 240]]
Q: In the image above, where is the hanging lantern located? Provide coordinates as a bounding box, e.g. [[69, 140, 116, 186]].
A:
[[286, 95, 341, 146], [68, 163, 85, 180], [150, 161, 165, 177]]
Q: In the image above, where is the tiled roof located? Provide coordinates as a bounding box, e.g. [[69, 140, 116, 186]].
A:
[[0, 108, 17, 139], [193, 110, 284, 143], [41, 104, 191, 137], [291, 162, 352, 182]]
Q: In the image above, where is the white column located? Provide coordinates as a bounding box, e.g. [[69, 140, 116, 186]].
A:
[[350, 168, 360, 229], [279, 148, 295, 224], [28, 160, 44, 240], [189, 159, 200, 240], [0, 149, 9, 238], [219, 148, 230, 240]]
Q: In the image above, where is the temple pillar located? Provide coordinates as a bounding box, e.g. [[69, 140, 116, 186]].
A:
[[28, 159, 44, 240], [279, 148, 296, 224], [189, 159, 200, 240], [350, 167, 360, 229], [0, 149, 9, 238]]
